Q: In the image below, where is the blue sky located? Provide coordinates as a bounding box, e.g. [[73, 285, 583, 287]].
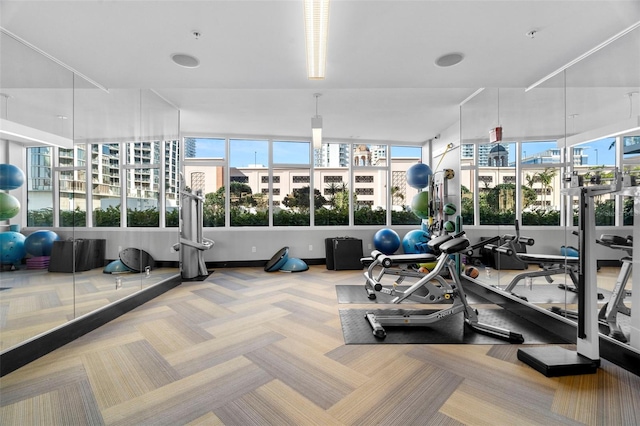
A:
[[509, 137, 616, 166], [193, 137, 618, 167], [192, 138, 422, 167]]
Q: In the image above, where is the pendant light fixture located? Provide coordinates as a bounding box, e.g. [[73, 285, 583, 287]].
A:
[[312, 93, 322, 149]]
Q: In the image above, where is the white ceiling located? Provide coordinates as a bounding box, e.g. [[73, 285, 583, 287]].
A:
[[1, 1, 640, 145]]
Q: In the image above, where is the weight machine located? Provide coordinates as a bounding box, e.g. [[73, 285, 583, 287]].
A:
[[597, 234, 633, 342], [173, 176, 214, 280], [518, 169, 624, 376], [362, 232, 524, 343]]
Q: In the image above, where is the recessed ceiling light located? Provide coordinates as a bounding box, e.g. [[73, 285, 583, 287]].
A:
[[435, 53, 464, 67], [171, 53, 200, 68]]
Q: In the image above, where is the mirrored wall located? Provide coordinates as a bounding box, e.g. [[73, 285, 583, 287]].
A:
[[459, 24, 639, 349], [0, 31, 180, 353]]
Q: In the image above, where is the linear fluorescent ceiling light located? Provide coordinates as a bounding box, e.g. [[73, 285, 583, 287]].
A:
[[312, 93, 323, 148], [304, 0, 330, 80]]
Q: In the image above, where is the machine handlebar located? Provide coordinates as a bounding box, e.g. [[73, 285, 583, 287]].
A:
[[503, 234, 534, 246], [484, 243, 514, 256]]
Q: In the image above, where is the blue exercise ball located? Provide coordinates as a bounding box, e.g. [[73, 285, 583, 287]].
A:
[[402, 229, 431, 254], [0, 164, 26, 191], [406, 163, 433, 190], [24, 230, 60, 257], [0, 231, 26, 265], [374, 228, 401, 255]]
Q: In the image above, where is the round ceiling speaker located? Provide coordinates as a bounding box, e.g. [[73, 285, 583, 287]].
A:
[[171, 53, 200, 68], [435, 53, 464, 67]]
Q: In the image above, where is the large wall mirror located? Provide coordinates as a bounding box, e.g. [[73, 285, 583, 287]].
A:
[[0, 31, 180, 354], [458, 23, 639, 352]]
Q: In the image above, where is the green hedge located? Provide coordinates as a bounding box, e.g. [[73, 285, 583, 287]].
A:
[[27, 198, 634, 228]]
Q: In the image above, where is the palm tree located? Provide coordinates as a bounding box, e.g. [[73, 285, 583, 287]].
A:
[[334, 182, 351, 212], [525, 172, 538, 189], [537, 167, 557, 209], [390, 185, 405, 207], [325, 182, 340, 208]]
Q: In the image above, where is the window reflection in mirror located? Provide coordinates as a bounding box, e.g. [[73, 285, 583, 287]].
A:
[[622, 135, 640, 226], [520, 141, 562, 226], [27, 147, 54, 227], [572, 137, 618, 226], [460, 144, 475, 226], [92, 143, 121, 227], [478, 142, 516, 225]]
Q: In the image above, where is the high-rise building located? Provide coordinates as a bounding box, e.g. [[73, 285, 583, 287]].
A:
[[314, 143, 350, 167], [26, 141, 183, 219]]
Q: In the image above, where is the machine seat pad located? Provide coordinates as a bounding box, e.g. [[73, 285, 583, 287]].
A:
[[519, 253, 579, 264], [428, 234, 453, 252], [600, 234, 630, 246], [376, 253, 438, 265], [439, 238, 470, 254]]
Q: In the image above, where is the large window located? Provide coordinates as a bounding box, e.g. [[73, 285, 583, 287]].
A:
[[390, 146, 422, 226], [27, 136, 636, 231], [350, 144, 388, 226], [314, 142, 350, 226], [273, 140, 312, 227], [184, 138, 226, 227], [229, 139, 268, 227]]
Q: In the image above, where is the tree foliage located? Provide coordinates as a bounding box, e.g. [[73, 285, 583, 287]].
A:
[[282, 186, 326, 212]]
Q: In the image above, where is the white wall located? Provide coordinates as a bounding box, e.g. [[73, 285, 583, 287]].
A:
[[20, 223, 632, 264], [20, 226, 422, 263]]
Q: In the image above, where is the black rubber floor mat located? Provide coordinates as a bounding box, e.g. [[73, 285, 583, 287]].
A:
[[336, 285, 492, 305], [498, 283, 611, 304], [339, 308, 568, 345]]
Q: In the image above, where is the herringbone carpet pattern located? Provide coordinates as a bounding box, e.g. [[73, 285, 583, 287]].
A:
[[1, 265, 639, 425]]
